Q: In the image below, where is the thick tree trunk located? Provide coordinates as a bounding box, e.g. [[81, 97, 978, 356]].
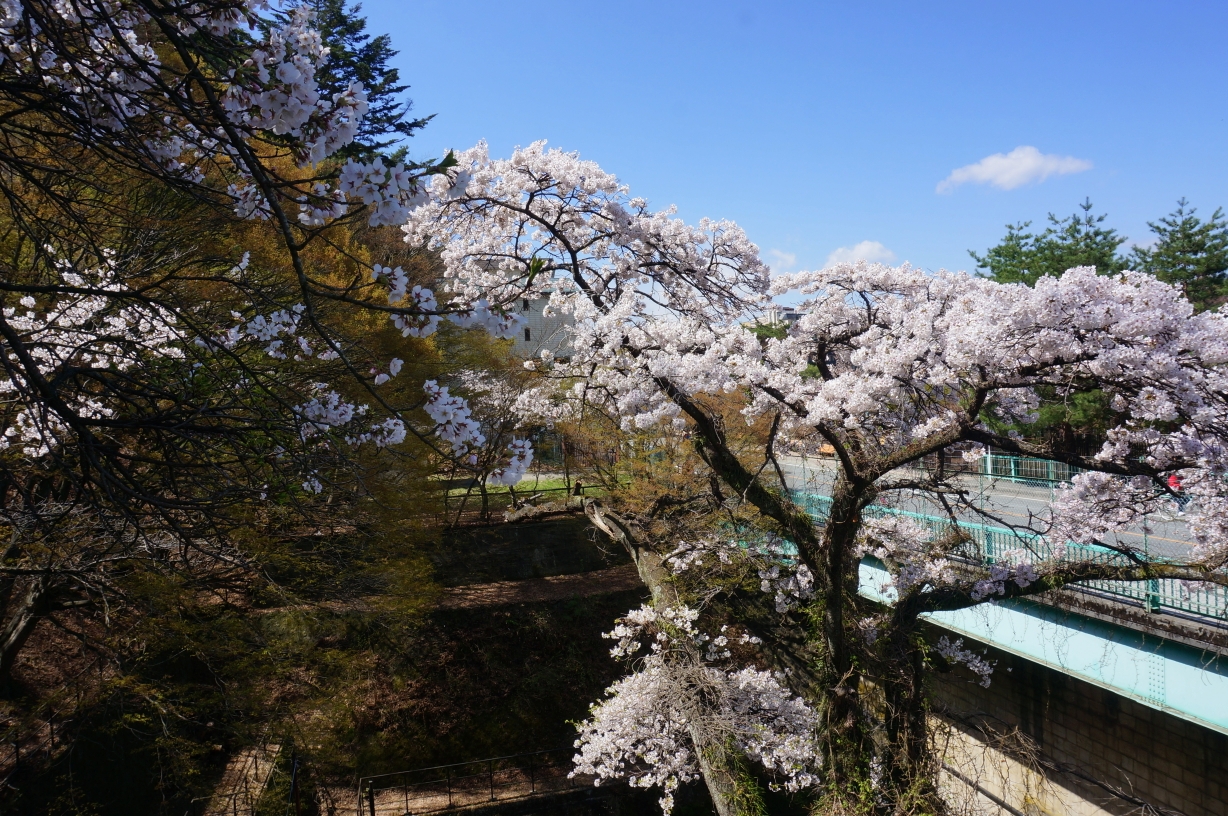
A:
[[0, 575, 51, 681], [820, 478, 868, 784], [691, 734, 760, 816], [880, 625, 933, 802], [584, 501, 762, 816]]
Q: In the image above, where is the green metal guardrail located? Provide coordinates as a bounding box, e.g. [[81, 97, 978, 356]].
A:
[[981, 451, 1082, 486], [875, 450, 1081, 487], [796, 493, 1227, 621]]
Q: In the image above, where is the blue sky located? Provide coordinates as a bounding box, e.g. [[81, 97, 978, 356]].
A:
[[358, 0, 1228, 275]]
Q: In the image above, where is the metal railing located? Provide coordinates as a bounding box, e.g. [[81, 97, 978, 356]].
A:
[[187, 790, 252, 816], [0, 715, 65, 791], [441, 484, 598, 526], [875, 450, 1084, 487], [981, 452, 1082, 486], [796, 493, 1227, 621], [186, 742, 282, 816], [356, 748, 581, 816]]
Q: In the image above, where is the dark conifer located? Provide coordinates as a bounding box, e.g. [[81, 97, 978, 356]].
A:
[[970, 199, 1127, 285], [282, 0, 431, 157], [1131, 199, 1228, 311]]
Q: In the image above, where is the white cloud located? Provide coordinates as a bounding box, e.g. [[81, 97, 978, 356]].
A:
[[767, 249, 797, 272], [937, 146, 1092, 194], [824, 240, 897, 268]]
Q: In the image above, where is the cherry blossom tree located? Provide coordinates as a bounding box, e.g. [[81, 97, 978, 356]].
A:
[[404, 141, 1228, 815], [0, 1, 533, 676]]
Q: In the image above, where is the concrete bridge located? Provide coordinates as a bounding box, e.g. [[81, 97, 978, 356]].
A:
[[788, 454, 1228, 815]]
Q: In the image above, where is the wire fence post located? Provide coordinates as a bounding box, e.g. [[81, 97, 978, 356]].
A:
[[366, 783, 375, 816], [289, 753, 301, 816], [1143, 522, 1161, 613], [489, 759, 495, 802]]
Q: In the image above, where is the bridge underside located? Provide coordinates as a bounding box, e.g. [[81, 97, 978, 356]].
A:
[[859, 558, 1228, 736]]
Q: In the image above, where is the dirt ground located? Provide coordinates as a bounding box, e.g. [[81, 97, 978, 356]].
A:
[[437, 565, 641, 610]]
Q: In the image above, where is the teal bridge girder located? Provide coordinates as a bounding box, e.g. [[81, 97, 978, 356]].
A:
[[795, 491, 1227, 621], [796, 490, 1228, 736]]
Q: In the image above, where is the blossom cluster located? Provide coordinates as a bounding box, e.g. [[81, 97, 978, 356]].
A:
[[664, 537, 814, 613], [1, 254, 183, 456], [296, 389, 362, 438], [933, 636, 996, 687], [422, 380, 485, 461], [221, 6, 368, 158], [446, 299, 525, 339], [757, 263, 1228, 567], [573, 655, 821, 814], [603, 604, 702, 660], [856, 516, 952, 599], [422, 370, 539, 487], [572, 662, 701, 813], [298, 183, 348, 226], [402, 141, 767, 436], [220, 305, 310, 360], [664, 538, 739, 574], [487, 438, 533, 487], [370, 264, 443, 339], [346, 417, 407, 449], [338, 157, 424, 227], [369, 264, 524, 345], [758, 563, 816, 613], [968, 561, 1039, 602], [295, 388, 404, 449]]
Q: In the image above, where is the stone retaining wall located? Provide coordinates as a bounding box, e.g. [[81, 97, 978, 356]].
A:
[[930, 631, 1227, 815]]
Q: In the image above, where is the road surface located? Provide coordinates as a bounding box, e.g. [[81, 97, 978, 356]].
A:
[[778, 455, 1194, 560]]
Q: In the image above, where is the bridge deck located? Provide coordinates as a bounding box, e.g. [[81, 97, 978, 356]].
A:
[[778, 454, 1228, 735]]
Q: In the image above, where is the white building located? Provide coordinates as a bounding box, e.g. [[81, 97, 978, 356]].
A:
[[510, 294, 573, 359], [763, 306, 806, 327]]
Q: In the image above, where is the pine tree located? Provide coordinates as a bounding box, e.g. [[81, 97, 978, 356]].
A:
[[294, 0, 431, 156], [970, 200, 1128, 444], [970, 199, 1127, 285], [1131, 199, 1228, 312]]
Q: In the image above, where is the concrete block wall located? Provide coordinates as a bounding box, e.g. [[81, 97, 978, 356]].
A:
[[929, 633, 1228, 816]]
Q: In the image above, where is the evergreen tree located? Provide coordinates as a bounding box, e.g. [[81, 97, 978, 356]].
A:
[[1131, 198, 1228, 311], [970, 200, 1129, 444], [297, 0, 431, 156], [970, 198, 1127, 285]]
